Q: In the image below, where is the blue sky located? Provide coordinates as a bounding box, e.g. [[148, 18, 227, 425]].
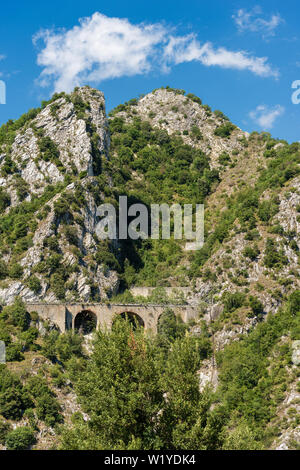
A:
[[1, 1, 300, 142]]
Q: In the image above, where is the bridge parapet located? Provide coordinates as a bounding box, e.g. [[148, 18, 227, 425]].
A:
[[26, 303, 200, 333]]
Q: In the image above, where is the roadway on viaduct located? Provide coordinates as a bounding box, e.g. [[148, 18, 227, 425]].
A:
[[25, 303, 200, 333]]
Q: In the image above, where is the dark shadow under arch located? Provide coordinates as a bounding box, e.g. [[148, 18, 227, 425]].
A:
[[115, 311, 145, 329], [74, 310, 97, 334]]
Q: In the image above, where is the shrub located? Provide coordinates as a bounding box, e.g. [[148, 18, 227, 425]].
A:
[[218, 152, 231, 166], [264, 238, 288, 268], [36, 394, 63, 427], [8, 263, 24, 279], [13, 176, 30, 201], [49, 365, 66, 388], [55, 331, 83, 362], [20, 327, 39, 351], [46, 253, 63, 272], [248, 296, 264, 317], [157, 308, 187, 345], [10, 216, 28, 241], [38, 136, 60, 163], [25, 276, 42, 294], [0, 188, 11, 213], [0, 322, 11, 344], [26, 375, 63, 426], [223, 292, 246, 313], [258, 199, 279, 223], [214, 123, 235, 138], [287, 290, 300, 315], [263, 149, 277, 159], [6, 343, 24, 362], [1, 297, 30, 330], [43, 236, 60, 252], [63, 226, 79, 246], [186, 93, 202, 105], [71, 94, 90, 119], [95, 249, 121, 272], [41, 330, 60, 361], [5, 427, 36, 450], [243, 245, 260, 261], [54, 195, 71, 217], [190, 125, 203, 141], [214, 110, 229, 121], [0, 260, 8, 279], [0, 155, 18, 177], [50, 273, 66, 300], [0, 366, 32, 419]]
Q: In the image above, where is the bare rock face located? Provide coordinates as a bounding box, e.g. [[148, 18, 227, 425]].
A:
[[0, 85, 299, 316], [198, 359, 218, 392], [276, 178, 300, 244], [0, 86, 118, 304], [3, 87, 108, 204]]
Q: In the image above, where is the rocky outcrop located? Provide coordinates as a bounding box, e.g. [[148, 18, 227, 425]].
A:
[[114, 88, 246, 168], [0, 86, 117, 304]]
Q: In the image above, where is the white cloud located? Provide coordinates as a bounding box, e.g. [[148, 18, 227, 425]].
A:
[[34, 11, 279, 92], [34, 13, 166, 92], [249, 104, 284, 129], [233, 7, 283, 37], [163, 35, 278, 78]]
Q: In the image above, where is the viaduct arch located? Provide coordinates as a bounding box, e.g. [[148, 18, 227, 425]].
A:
[[25, 303, 200, 334]]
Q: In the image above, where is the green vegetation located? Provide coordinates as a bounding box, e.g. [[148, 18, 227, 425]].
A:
[[243, 244, 260, 261], [214, 122, 235, 138], [0, 88, 299, 450], [26, 375, 63, 427], [0, 188, 10, 213], [217, 294, 299, 447], [0, 286, 297, 450], [108, 116, 219, 287], [0, 366, 33, 419], [191, 139, 300, 277], [60, 317, 224, 450], [5, 426, 36, 450], [0, 91, 68, 148], [38, 136, 64, 172], [0, 418, 11, 444], [59, 292, 299, 450], [264, 238, 289, 269], [214, 110, 229, 121]]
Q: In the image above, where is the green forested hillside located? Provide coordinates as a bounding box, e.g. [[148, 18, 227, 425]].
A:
[[0, 86, 299, 450], [1, 294, 298, 450]]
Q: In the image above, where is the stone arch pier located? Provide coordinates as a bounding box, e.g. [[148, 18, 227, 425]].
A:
[[25, 303, 200, 334]]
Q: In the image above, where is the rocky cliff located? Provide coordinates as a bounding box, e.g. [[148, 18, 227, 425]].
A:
[[109, 86, 299, 317], [0, 86, 118, 304], [0, 85, 299, 451], [1, 84, 299, 316]]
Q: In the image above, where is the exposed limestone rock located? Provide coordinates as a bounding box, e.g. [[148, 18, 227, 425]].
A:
[[0, 86, 118, 305], [115, 88, 246, 168], [198, 359, 218, 392], [292, 340, 300, 365]]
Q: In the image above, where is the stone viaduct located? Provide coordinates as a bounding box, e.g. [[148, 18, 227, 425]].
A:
[[26, 303, 200, 334]]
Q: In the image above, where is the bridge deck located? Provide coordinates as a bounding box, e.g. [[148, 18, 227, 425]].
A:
[[26, 302, 199, 333]]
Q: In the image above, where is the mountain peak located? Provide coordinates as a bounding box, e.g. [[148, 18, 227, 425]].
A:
[[110, 86, 246, 168]]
